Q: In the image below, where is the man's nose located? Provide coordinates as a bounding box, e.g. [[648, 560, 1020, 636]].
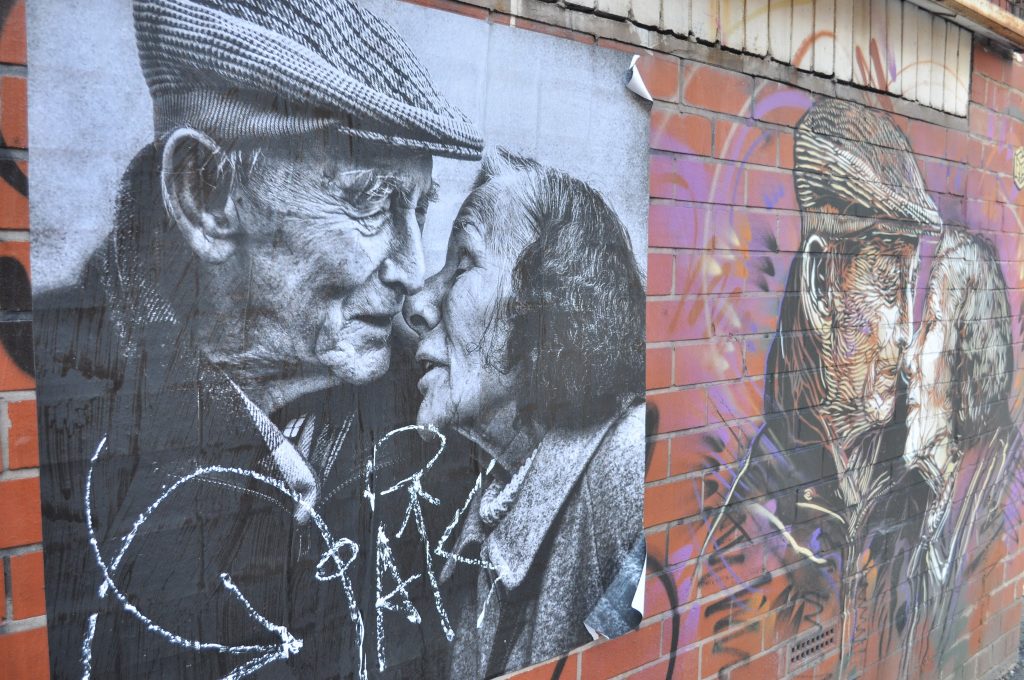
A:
[[379, 207, 425, 296], [402, 273, 442, 337]]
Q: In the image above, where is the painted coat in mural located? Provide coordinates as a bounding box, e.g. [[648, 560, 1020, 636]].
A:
[[693, 99, 1024, 679]]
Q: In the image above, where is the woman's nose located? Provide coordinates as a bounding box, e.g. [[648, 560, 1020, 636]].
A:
[[402, 277, 441, 336]]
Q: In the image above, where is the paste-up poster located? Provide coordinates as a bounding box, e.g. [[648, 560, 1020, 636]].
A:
[[27, 1, 649, 677]]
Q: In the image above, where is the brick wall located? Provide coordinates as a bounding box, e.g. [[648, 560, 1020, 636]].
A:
[[0, 0, 48, 677], [4, 0, 1024, 679]]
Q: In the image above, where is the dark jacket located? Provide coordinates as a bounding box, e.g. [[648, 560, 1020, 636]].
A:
[[443, 404, 645, 678], [33, 214, 471, 679]]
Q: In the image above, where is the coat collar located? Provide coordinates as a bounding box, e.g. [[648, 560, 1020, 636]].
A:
[[485, 406, 641, 590]]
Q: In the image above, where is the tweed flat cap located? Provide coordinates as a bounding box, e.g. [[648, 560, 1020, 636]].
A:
[[794, 99, 941, 238], [133, 0, 483, 159]]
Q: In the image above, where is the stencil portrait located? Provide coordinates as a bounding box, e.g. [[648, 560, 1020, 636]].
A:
[[27, 0, 649, 678]]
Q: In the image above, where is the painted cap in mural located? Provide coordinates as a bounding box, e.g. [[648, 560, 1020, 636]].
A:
[[793, 99, 941, 238], [132, 0, 484, 159]]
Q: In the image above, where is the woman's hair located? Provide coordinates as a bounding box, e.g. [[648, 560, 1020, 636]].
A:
[[476, 149, 645, 430]]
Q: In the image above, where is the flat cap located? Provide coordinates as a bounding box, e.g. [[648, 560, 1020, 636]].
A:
[[133, 0, 484, 159], [794, 99, 941, 238]]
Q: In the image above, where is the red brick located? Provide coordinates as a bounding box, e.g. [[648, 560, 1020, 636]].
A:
[[645, 475, 702, 527], [1, 75, 26, 148], [579, 622, 661, 680], [698, 541, 765, 596], [649, 201, 709, 249], [7, 399, 38, 469], [648, 388, 708, 434], [647, 527, 669, 566], [0, 626, 49, 679], [648, 252, 674, 295], [669, 422, 757, 474], [987, 80, 1011, 113], [0, 342, 33, 391], [713, 295, 783, 335], [707, 378, 765, 423], [778, 131, 794, 169], [728, 651, 781, 680], [651, 154, 682, 200], [743, 335, 772, 376], [974, 44, 1008, 84], [701, 622, 763, 678], [0, 0, 25, 65], [647, 347, 673, 390], [504, 653, 578, 680], [745, 167, 798, 210], [645, 561, 697, 615], [646, 437, 669, 482], [637, 53, 681, 102], [683, 63, 754, 116], [651, 109, 712, 155], [0, 159, 27, 229], [667, 517, 709, 566], [0, 477, 42, 548], [907, 120, 947, 159], [971, 72, 987, 105], [10, 550, 45, 619], [714, 120, 778, 167], [627, 647, 699, 679], [752, 79, 812, 127], [946, 130, 969, 164], [674, 339, 742, 386], [647, 298, 711, 342]]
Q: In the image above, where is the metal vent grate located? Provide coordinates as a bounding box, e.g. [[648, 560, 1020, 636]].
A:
[[788, 625, 836, 668]]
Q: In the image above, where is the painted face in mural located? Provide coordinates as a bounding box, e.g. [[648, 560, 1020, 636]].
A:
[[403, 180, 525, 441], [802, 233, 918, 440], [904, 227, 1015, 540], [167, 129, 433, 403]]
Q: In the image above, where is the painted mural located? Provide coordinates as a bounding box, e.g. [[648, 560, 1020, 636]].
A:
[[685, 99, 1024, 678]]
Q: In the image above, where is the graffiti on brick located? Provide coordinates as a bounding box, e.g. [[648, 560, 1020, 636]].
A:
[[29, 0, 649, 678], [695, 99, 1024, 679]]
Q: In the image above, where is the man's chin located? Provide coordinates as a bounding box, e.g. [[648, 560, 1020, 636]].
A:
[[320, 346, 390, 385]]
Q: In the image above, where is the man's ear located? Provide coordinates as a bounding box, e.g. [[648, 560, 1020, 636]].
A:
[[800, 234, 830, 329], [160, 128, 241, 264]]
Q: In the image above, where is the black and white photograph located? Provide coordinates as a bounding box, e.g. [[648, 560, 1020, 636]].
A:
[[26, 0, 649, 678]]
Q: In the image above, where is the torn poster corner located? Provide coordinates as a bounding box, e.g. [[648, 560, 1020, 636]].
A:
[[626, 55, 653, 102]]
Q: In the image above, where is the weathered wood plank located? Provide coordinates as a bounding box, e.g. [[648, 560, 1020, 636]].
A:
[[887, 0, 903, 95], [791, 0, 814, 69], [768, 0, 793, 63], [693, 0, 720, 43], [813, 0, 835, 76], [720, 0, 746, 50]]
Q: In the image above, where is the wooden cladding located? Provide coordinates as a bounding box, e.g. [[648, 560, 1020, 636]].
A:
[[660, 0, 972, 116]]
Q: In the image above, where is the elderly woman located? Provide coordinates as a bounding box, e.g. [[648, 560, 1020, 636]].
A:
[[403, 149, 646, 677]]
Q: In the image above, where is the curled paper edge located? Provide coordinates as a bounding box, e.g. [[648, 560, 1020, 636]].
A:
[[626, 54, 653, 102]]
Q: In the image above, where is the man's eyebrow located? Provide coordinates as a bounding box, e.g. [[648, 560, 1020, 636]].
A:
[[420, 180, 440, 206]]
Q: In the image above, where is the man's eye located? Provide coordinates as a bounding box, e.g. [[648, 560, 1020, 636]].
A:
[[454, 248, 474, 277], [354, 209, 390, 236]]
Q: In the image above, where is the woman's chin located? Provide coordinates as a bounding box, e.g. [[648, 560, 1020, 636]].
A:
[[416, 400, 453, 430]]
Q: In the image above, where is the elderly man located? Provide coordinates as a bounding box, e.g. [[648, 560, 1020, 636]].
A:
[[33, 0, 481, 678], [698, 100, 941, 677]]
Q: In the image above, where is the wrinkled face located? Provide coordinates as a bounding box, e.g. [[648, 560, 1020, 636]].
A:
[[810, 235, 918, 437], [229, 134, 433, 386], [402, 183, 525, 433], [904, 307, 956, 496]]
